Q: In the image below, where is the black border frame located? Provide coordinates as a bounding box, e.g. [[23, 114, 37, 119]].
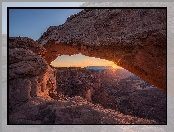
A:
[[7, 6, 167, 125]]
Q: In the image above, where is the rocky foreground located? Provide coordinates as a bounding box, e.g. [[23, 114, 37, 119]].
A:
[[9, 9, 166, 124]]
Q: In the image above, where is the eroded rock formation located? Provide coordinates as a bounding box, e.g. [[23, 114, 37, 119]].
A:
[[9, 37, 46, 56], [53, 67, 166, 123], [9, 38, 57, 113], [38, 9, 166, 92], [55, 67, 102, 102]]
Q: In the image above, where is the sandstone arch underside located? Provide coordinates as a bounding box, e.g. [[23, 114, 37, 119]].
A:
[[38, 9, 166, 92]]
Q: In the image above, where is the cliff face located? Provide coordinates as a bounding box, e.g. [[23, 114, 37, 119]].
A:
[[55, 67, 102, 102], [9, 37, 57, 113], [38, 9, 166, 92]]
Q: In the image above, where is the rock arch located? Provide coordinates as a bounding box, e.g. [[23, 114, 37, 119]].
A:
[[38, 9, 166, 92]]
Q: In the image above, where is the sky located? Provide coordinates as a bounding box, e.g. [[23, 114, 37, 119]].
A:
[[7, 3, 122, 69], [51, 53, 121, 69], [9, 8, 83, 40], [2, 2, 84, 34]]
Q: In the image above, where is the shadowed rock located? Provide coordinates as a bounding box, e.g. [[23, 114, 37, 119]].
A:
[[9, 47, 57, 112], [9, 96, 158, 124]]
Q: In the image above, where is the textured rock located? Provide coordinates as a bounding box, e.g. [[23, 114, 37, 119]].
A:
[[38, 9, 166, 92], [54, 67, 166, 124], [9, 96, 157, 124], [9, 47, 57, 112], [9, 48, 48, 79], [9, 78, 31, 113], [55, 67, 101, 102], [9, 37, 46, 56]]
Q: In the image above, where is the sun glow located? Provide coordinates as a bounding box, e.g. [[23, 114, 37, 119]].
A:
[[112, 64, 122, 69], [112, 65, 117, 69], [51, 53, 123, 69]]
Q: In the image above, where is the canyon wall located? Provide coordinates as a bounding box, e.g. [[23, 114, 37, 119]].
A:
[[9, 37, 57, 112], [55, 67, 102, 102], [38, 9, 166, 92], [54, 67, 166, 123]]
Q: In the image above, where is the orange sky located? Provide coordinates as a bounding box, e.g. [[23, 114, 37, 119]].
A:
[[50, 53, 122, 69]]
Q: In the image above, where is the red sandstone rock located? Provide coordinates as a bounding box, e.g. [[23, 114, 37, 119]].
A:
[[55, 67, 102, 102], [38, 9, 166, 92], [9, 47, 57, 113], [53, 67, 166, 124], [9, 37, 46, 56], [9, 48, 47, 79]]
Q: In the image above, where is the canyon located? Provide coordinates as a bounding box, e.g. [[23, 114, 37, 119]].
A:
[[8, 9, 166, 124], [54, 67, 166, 124]]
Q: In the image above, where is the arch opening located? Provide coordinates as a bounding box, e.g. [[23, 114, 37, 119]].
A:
[[47, 44, 166, 123], [50, 53, 122, 69], [38, 9, 166, 93], [42, 39, 166, 93]]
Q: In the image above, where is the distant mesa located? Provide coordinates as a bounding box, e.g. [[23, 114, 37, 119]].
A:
[[85, 66, 113, 70]]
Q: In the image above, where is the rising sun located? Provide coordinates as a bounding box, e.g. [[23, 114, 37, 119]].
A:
[[112, 65, 117, 69], [112, 65, 123, 69]]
